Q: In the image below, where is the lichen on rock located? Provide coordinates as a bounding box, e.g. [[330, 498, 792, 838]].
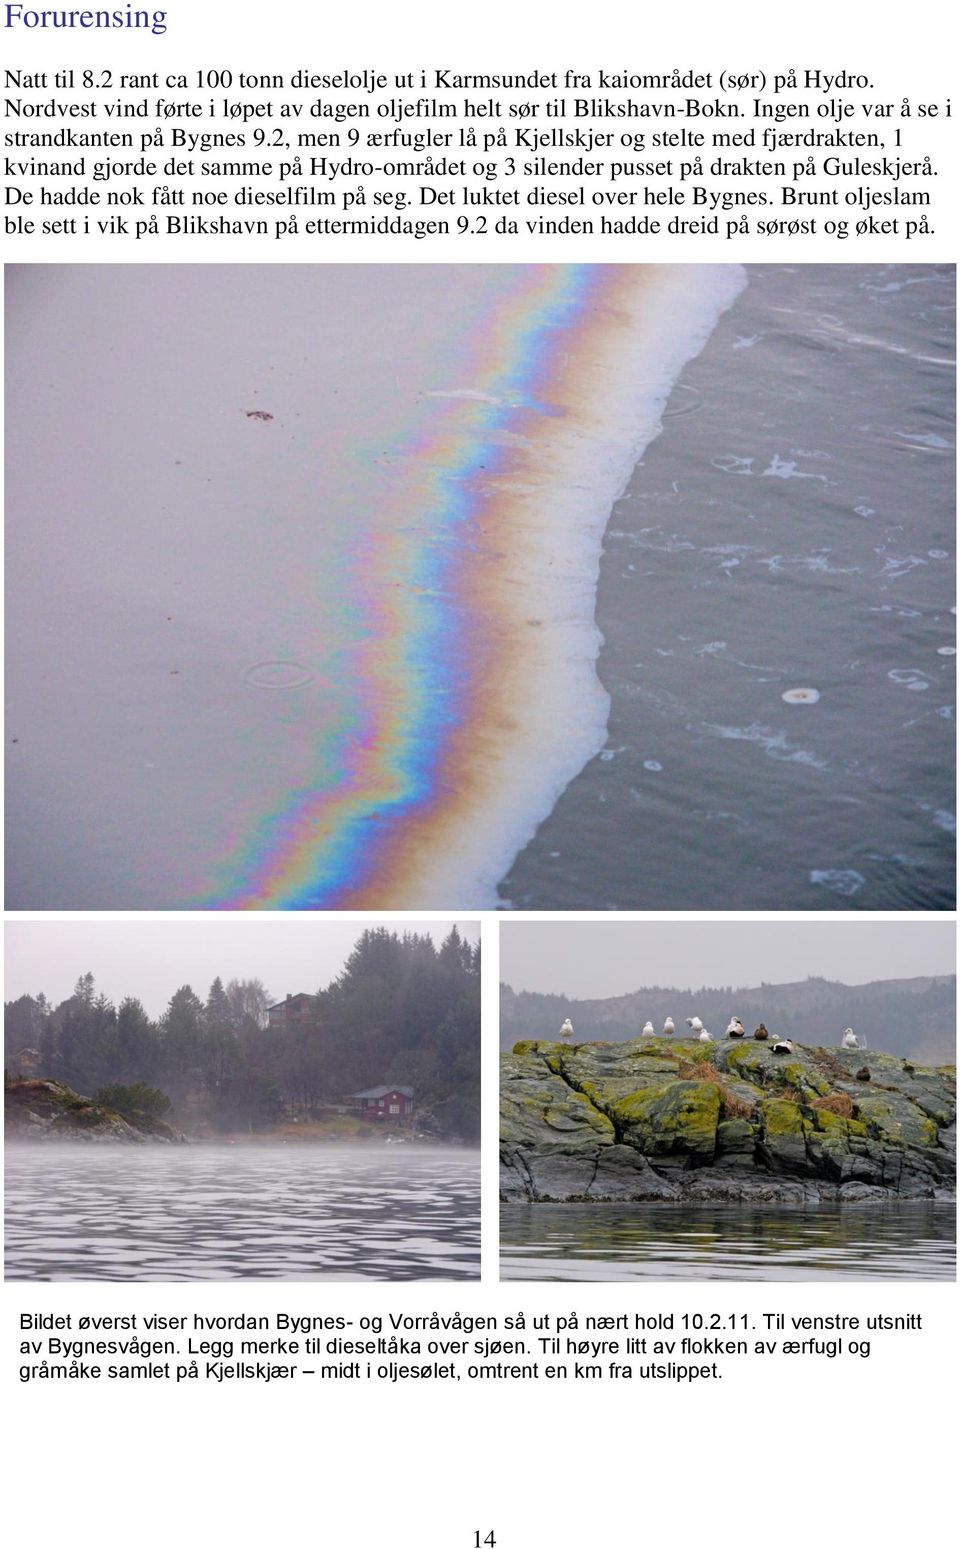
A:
[[5, 1078, 186, 1144], [501, 1035, 956, 1204]]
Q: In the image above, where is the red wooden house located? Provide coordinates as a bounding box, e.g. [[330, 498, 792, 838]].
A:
[[267, 993, 317, 1028], [352, 1085, 414, 1122]]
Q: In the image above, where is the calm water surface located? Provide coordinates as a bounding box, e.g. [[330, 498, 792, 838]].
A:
[[5, 1145, 480, 1281], [501, 1202, 955, 1281]]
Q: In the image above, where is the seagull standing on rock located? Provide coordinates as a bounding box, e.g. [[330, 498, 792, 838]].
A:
[[560, 1018, 574, 1043], [842, 1028, 860, 1049], [686, 1017, 704, 1034], [642, 1021, 655, 1037], [699, 1027, 713, 1043], [663, 1017, 675, 1035]]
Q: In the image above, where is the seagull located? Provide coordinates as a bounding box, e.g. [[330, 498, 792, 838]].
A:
[[663, 1017, 675, 1035], [559, 1018, 574, 1042], [686, 1016, 704, 1033], [642, 1021, 655, 1037], [842, 1028, 860, 1049], [698, 1027, 713, 1043], [725, 1017, 745, 1038]]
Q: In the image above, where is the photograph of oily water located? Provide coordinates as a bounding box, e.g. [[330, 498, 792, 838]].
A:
[[4, 919, 480, 1281], [499, 920, 956, 1282], [5, 262, 954, 910]]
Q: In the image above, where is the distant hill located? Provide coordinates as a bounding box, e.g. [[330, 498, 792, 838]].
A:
[[5, 929, 481, 1142], [500, 976, 956, 1065]]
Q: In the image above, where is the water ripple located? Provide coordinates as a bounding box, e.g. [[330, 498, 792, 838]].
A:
[[6, 1145, 480, 1282], [501, 1203, 955, 1282]]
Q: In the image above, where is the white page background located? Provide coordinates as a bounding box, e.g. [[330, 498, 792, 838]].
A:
[[3, 3, 957, 1545]]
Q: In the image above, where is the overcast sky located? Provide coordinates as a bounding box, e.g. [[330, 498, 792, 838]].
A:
[[500, 920, 955, 997], [4, 919, 479, 1017]]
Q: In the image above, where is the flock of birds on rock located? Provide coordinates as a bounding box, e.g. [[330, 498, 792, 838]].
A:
[[557, 1016, 866, 1057]]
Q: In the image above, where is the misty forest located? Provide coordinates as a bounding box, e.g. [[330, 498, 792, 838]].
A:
[[5, 928, 480, 1141]]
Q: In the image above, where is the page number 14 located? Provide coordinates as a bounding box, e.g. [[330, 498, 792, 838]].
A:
[[474, 1534, 496, 1547]]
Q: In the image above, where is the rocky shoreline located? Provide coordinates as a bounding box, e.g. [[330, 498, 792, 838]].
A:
[[3, 1079, 467, 1148], [5, 1079, 187, 1144], [500, 1037, 956, 1203]]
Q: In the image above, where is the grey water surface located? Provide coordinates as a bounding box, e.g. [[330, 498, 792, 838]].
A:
[[500, 1202, 956, 1281], [502, 263, 955, 910], [5, 1145, 480, 1281], [6, 263, 953, 910]]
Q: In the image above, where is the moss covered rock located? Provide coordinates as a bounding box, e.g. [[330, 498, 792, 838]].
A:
[[5, 1078, 185, 1144], [611, 1079, 721, 1164], [759, 1098, 808, 1171], [855, 1093, 938, 1149], [501, 1035, 956, 1202], [716, 1118, 756, 1155], [500, 1057, 614, 1151]]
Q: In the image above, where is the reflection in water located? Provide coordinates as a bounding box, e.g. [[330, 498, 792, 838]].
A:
[[501, 1203, 956, 1281], [5, 1145, 480, 1281]]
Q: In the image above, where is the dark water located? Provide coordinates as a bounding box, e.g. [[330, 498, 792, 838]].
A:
[[5, 1145, 480, 1281], [502, 263, 955, 910], [501, 1202, 956, 1281]]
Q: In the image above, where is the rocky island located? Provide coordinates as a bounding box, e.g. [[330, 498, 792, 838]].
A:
[[501, 1036, 956, 1203], [5, 1078, 186, 1144]]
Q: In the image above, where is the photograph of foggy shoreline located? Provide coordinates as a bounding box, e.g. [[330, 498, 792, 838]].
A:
[[5, 920, 481, 1281]]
